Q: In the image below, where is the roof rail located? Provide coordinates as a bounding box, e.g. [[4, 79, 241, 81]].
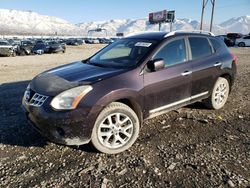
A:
[[125, 31, 162, 37], [165, 30, 215, 37]]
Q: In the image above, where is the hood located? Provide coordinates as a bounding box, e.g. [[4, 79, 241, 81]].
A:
[[30, 61, 126, 96], [46, 61, 126, 82]]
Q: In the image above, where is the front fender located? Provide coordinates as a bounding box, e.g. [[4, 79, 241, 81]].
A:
[[86, 88, 144, 129]]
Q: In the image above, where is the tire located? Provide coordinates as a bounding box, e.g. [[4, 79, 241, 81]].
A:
[[20, 50, 26, 56], [12, 51, 16, 57], [238, 42, 245, 47], [204, 77, 230, 110], [91, 102, 140, 154]]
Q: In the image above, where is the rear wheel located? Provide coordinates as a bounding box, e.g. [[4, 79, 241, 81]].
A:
[[238, 42, 245, 47], [91, 102, 140, 154], [204, 77, 230, 110]]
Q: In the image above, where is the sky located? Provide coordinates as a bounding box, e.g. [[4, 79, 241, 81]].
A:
[[0, 0, 249, 24]]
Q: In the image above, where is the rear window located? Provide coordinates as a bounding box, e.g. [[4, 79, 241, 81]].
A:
[[210, 38, 222, 52], [189, 37, 212, 60]]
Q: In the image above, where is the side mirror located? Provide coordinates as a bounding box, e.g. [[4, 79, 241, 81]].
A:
[[147, 58, 165, 72]]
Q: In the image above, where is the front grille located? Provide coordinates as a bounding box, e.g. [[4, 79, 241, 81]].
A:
[[28, 92, 48, 107]]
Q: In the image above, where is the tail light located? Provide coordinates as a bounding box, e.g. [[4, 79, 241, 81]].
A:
[[231, 53, 238, 65]]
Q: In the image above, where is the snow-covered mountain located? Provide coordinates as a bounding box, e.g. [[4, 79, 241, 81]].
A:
[[0, 9, 82, 35], [77, 18, 227, 36], [219, 15, 250, 34], [0, 9, 249, 36]]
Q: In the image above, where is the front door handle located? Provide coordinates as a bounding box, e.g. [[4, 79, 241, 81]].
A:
[[214, 62, 222, 67], [181, 71, 192, 76]]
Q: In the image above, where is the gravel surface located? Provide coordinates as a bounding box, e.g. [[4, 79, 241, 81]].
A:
[[0, 46, 249, 188]]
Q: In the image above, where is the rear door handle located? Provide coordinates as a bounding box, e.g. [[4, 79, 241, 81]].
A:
[[181, 71, 192, 76], [214, 62, 222, 67]]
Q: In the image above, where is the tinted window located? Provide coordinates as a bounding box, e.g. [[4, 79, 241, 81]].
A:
[[210, 38, 222, 52], [0, 41, 9, 45], [189, 37, 212, 60], [243, 36, 250, 39], [154, 39, 187, 67]]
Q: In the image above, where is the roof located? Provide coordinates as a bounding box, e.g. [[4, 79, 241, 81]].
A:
[[125, 31, 215, 40]]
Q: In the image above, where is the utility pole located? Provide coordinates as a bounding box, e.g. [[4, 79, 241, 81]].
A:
[[170, 22, 173, 32], [210, 0, 216, 32], [200, 0, 216, 32], [200, 0, 206, 30], [159, 23, 162, 31]]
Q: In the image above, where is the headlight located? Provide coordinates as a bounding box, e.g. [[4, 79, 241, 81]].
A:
[[26, 83, 31, 90], [23, 83, 31, 102], [50, 85, 92, 110]]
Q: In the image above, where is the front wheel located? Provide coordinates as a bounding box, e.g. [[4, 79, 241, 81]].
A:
[[204, 77, 230, 110], [91, 102, 140, 154]]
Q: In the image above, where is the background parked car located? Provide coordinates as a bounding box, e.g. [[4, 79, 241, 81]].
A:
[[32, 41, 66, 54], [85, 38, 99, 44], [47, 41, 66, 53], [0, 40, 16, 57], [98, 38, 114, 44], [32, 43, 49, 54], [236, 35, 250, 47], [16, 40, 35, 55], [226, 33, 243, 46], [66, 39, 84, 46], [216, 35, 235, 47]]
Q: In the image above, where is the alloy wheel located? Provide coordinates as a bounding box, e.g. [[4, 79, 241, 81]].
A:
[[97, 113, 133, 149]]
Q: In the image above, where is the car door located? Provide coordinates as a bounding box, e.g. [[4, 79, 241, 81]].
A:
[[243, 36, 250, 46], [188, 36, 220, 100], [143, 37, 192, 116]]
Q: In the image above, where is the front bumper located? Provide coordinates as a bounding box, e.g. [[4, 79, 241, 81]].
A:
[[22, 97, 93, 146]]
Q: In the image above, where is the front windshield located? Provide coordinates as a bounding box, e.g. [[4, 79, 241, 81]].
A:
[[88, 39, 157, 68]]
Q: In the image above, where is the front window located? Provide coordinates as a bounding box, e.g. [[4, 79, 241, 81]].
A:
[[88, 39, 157, 68], [153, 39, 187, 67]]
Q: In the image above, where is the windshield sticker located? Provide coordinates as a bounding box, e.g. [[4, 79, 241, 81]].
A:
[[135, 42, 152, 47]]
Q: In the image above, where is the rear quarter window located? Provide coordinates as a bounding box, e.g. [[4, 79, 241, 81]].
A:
[[210, 38, 223, 52], [189, 37, 213, 60]]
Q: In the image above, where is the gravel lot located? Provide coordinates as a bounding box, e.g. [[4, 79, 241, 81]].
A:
[[0, 45, 249, 188]]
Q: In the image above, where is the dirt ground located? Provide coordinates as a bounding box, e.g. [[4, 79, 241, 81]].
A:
[[0, 45, 249, 188]]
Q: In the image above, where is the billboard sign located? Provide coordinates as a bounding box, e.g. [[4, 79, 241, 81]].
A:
[[149, 10, 167, 24], [149, 10, 175, 24], [166, 11, 175, 23]]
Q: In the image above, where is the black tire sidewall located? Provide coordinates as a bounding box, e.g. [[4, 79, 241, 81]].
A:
[[238, 42, 245, 47]]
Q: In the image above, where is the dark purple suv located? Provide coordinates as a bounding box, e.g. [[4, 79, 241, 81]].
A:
[[22, 31, 237, 154]]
